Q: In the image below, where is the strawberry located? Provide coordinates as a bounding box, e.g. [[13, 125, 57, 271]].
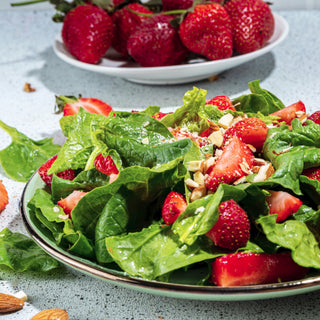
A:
[[224, 0, 275, 54], [58, 96, 113, 117], [162, 191, 187, 225], [306, 111, 320, 125], [266, 190, 303, 222], [0, 180, 9, 213], [205, 135, 255, 192], [127, 14, 188, 67], [206, 199, 250, 251], [211, 252, 309, 287], [38, 155, 75, 187], [302, 166, 320, 182], [178, 3, 233, 61], [111, 3, 153, 57], [94, 153, 119, 176], [205, 95, 235, 111], [223, 117, 268, 151], [57, 190, 87, 217], [271, 101, 306, 125], [62, 5, 114, 64]]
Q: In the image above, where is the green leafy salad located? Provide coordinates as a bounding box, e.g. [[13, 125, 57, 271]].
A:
[[2, 80, 320, 286]]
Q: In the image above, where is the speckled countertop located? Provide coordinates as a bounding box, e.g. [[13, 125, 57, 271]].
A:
[[1, 8, 320, 320]]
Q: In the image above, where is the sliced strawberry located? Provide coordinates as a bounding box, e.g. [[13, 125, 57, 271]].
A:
[[57, 190, 87, 217], [62, 97, 113, 117], [205, 95, 235, 111], [211, 252, 309, 287], [205, 135, 255, 192], [223, 117, 268, 151], [306, 111, 320, 125], [266, 190, 302, 222], [94, 153, 119, 176], [0, 180, 9, 213], [271, 101, 306, 125], [38, 155, 75, 187], [162, 191, 187, 225], [302, 166, 320, 182], [206, 199, 250, 251]]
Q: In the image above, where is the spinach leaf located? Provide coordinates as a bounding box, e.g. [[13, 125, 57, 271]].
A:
[[49, 109, 110, 173], [260, 119, 320, 195], [0, 120, 60, 182], [105, 223, 223, 280], [232, 79, 285, 115], [257, 215, 320, 268], [0, 228, 60, 272], [28, 189, 95, 259], [160, 87, 208, 133], [72, 158, 187, 239]]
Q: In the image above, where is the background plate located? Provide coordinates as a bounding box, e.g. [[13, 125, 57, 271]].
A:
[[20, 172, 320, 301], [53, 13, 289, 85]]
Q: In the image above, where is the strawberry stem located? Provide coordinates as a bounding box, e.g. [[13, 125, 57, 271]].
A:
[[11, 0, 47, 6]]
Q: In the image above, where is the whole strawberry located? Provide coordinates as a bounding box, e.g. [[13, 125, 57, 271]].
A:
[[224, 0, 275, 54], [127, 14, 188, 67], [112, 3, 153, 57], [206, 199, 250, 250], [62, 5, 114, 64], [178, 3, 233, 61]]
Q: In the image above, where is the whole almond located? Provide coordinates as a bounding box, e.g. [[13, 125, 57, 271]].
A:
[[31, 308, 69, 320], [0, 293, 24, 314]]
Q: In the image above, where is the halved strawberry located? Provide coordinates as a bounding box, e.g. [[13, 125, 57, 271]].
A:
[[266, 190, 302, 222], [162, 191, 187, 225], [206, 199, 250, 251], [211, 252, 309, 287], [38, 155, 75, 187], [0, 180, 9, 213], [57, 190, 87, 217], [223, 117, 268, 151], [302, 166, 320, 182], [205, 95, 235, 111], [271, 101, 306, 125], [94, 153, 119, 176], [205, 135, 255, 192], [57, 96, 113, 117]]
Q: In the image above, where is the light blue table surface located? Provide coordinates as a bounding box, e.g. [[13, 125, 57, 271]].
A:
[[1, 8, 320, 320]]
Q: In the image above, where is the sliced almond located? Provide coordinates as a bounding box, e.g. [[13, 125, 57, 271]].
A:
[[218, 113, 234, 129], [185, 178, 199, 189], [187, 160, 203, 172], [193, 171, 205, 185], [254, 157, 268, 166], [31, 308, 69, 320], [252, 163, 275, 182], [207, 130, 224, 147], [190, 185, 207, 202], [0, 293, 24, 314]]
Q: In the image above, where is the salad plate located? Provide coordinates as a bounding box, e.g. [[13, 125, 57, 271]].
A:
[[20, 171, 320, 301], [53, 13, 289, 85]]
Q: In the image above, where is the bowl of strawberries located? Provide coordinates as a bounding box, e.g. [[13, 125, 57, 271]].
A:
[[51, 0, 289, 84]]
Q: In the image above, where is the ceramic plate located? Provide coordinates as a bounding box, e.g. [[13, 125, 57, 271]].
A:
[[53, 13, 289, 85], [20, 172, 320, 301]]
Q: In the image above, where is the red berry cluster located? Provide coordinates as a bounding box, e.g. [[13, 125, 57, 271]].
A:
[[61, 0, 275, 67]]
